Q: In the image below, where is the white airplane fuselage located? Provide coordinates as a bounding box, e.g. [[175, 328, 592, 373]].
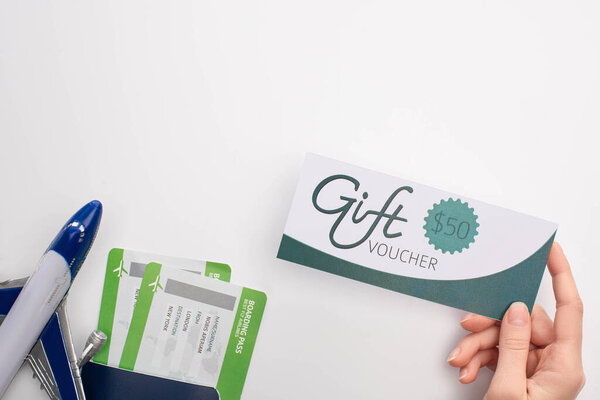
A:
[[0, 201, 102, 398], [0, 251, 71, 395]]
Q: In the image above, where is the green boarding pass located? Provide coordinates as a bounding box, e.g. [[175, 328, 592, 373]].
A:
[[94, 248, 231, 366], [119, 263, 266, 400]]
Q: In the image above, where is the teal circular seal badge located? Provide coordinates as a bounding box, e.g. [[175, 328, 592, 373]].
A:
[[423, 198, 479, 254]]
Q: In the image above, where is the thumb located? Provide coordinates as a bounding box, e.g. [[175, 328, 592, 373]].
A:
[[486, 302, 531, 399]]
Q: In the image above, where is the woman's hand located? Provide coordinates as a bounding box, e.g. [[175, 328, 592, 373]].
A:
[[447, 243, 585, 399]]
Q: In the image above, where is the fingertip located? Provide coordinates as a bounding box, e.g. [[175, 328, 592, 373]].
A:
[[447, 342, 473, 367], [460, 314, 496, 333], [505, 302, 530, 327], [447, 346, 461, 364], [458, 365, 478, 384], [458, 349, 497, 385], [553, 241, 563, 252], [447, 347, 471, 368], [548, 242, 570, 276], [531, 304, 554, 346], [460, 313, 477, 324], [531, 303, 544, 313], [494, 303, 533, 389]]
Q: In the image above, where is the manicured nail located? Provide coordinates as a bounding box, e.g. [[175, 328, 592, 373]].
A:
[[460, 313, 476, 323], [447, 347, 460, 362], [507, 302, 529, 326], [459, 367, 468, 381]]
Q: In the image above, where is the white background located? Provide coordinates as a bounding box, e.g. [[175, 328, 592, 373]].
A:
[[0, 1, 598, 399]]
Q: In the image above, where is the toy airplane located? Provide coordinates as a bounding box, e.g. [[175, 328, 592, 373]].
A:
[[0, 200, 106, 400]]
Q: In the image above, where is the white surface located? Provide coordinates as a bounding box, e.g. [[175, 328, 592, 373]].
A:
[[0, 1, 598, 399]]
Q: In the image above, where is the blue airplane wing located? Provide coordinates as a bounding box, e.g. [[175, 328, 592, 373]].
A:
[[0, 279, 84, 400], [38, 309, 83, 400], [0, 278, 25, 314]]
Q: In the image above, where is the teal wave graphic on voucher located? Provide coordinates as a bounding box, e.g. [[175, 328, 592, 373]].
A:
[[278, 234, 555, 320]]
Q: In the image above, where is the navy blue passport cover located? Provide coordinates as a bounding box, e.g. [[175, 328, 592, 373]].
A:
[[82, 362, 220, 400]]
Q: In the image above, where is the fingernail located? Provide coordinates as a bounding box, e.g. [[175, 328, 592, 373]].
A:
[[507, 302, 529, 326], [460, 313, 476, 323], [447, 347, 460, 362], [459, 367, 468, 381]]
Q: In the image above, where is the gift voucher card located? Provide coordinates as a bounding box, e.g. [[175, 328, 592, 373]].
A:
[[119, 263, 266, 400], [277, 153, 557, 319], [94, 248, 231, 366]]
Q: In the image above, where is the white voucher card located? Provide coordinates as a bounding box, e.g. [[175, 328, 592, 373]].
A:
[[277, 153, 557, 319]]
